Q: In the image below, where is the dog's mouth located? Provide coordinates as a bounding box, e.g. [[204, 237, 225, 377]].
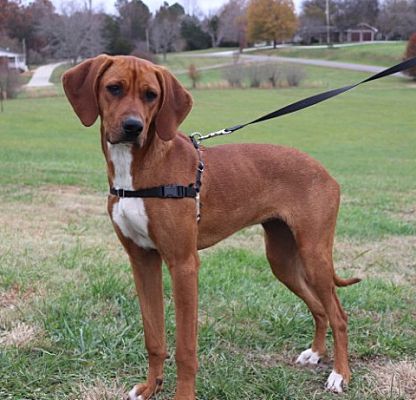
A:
[[107, 132, 141, 146], [108, 139, 137, 145], [114, 136, 139, 145]]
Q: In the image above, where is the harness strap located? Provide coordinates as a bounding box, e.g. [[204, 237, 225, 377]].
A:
[[110, 184, 197, 199], [190, 135, 205, 221]]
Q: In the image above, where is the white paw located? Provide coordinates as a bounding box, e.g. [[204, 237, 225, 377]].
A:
[[128, 386, 144, 400], [325, 370, 344, 393], [296, 348, 321, 365]]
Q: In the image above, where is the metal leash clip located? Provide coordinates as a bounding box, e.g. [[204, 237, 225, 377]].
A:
[[190, 127, 234, 222], [190, 132, 202, 146], [191, 128, 233, 144]]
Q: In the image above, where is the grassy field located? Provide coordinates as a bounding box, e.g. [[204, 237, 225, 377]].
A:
[[0, 62, 415, 399], [255, 42, 407, 67]]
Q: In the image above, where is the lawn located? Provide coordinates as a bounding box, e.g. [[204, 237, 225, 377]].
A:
[[0, 62, 415, 399], [162, 54, 232, 73], [255, 42, 407, 67]]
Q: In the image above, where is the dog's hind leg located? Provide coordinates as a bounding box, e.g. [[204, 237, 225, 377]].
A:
[[294, 223, 355, 394], [263, 219, 328, 365]]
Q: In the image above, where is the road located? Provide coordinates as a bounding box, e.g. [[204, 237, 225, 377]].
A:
[[27, 45, 404, 88], [193, 48, 402, 75]]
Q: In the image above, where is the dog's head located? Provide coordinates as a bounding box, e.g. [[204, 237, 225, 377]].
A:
[[62, 55, 193, 146]]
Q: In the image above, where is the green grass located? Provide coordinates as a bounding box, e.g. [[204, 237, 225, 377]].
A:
[[163, 54, 230, 70], [1, 62, 415, 399], [1, 244, 415, 399], [255, 42, 407, 67], [50, 62, 72, 84], [2, 66, 416, 239]]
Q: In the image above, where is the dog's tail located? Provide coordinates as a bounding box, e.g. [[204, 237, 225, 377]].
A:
[[334, 274, 361, 287]]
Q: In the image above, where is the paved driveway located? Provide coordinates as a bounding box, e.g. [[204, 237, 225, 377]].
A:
[[26, 61, 65, 88], [195, 49, 402, 76]]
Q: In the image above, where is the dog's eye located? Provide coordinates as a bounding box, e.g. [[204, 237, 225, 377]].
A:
[[106, 84, 122, 96], [145, 90, 157, 102]]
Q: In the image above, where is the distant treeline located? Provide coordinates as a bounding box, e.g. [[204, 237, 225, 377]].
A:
[[1, 0, 415, 65]]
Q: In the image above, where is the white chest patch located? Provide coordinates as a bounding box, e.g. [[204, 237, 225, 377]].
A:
[[108, 143, 156, 250]]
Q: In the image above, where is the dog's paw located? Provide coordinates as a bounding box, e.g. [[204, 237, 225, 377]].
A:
[[296, 348, 321, 365], [128, 379, 163, 400], [325, 370, 344, 393], [128, 385, 144, 400]]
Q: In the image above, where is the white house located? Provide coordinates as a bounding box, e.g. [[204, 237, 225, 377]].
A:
[[0, 48, 28, 72]]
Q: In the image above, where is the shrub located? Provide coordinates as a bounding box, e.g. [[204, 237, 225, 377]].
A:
[[246, 63, 262, 87], [232, 51, 240, 64], [188, 64, 201, 89], [404, 32, 416, 79], [260, 63, 282, 87], [223, 64, 245, 87], [222, 62, 306, 89], [0, 57, 21, 109], [284, 65, 306, 87], [6, 69, 20, 99]]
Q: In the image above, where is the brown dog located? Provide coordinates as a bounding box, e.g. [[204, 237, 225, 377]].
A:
[[62, 55, 359, 399]]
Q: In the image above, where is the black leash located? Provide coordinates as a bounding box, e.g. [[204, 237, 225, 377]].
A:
[[111, 56, 416, 222], [191, 56, 416, 143]]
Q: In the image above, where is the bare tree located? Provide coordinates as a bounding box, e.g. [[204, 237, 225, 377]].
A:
[[0, 57, 21, 110], [219, 0, 247, 49], [115, 0, 151, 49], [203, 0, 247, 48], [299, 0, 333, 44], [332, 0, 379, 30], [40, 1, 105, 64], [0, 57, 7, 112], [377, 0, 416, 40], [150, 2, 185, 61], [203, 13, 224, 47]]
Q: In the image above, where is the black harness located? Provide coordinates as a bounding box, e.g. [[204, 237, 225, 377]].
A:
[[109, 136, 204, 219], [109, 56, 416, 220], [110, 184, 197, 199]]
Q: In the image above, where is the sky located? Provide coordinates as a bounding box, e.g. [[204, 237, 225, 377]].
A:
[[50, 0, 303, 16]]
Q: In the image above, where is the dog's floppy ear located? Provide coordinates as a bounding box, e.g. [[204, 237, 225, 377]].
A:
[[155, 66, 193, 141], [62, 55, 113, 127]]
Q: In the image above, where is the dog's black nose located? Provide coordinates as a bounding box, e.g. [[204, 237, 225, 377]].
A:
[[122, 117, 143, 135]]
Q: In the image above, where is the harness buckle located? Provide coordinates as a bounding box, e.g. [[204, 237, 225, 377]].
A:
[[117, 188, 125, 197], [163, 185, 183, 198]]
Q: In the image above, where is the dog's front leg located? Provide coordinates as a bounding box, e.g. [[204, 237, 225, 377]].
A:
[[128, 248, 167, 400], [168, 252, 200, 400]]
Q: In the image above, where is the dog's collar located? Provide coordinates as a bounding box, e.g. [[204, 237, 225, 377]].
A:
[[110, 184, 197, 199]]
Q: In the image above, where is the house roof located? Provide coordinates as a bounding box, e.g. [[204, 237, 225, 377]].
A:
[[0, 48, 23, 57], [347, 23, 378, 33]]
